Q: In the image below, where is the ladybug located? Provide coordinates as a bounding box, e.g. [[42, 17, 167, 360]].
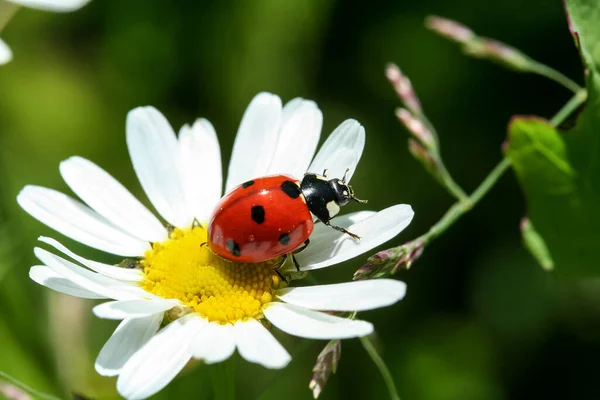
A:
[[207, 169, 366, 276]]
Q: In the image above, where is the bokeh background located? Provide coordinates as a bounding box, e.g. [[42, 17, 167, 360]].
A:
[[0, 0, 598, 399]]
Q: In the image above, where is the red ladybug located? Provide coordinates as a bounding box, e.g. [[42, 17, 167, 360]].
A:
[[207, 170, 366, 273]]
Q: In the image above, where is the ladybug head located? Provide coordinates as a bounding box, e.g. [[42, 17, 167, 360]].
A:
[[329, 169, 368, 206]]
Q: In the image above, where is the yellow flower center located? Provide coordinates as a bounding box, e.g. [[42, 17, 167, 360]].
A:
[[141, 226, 279, 323]]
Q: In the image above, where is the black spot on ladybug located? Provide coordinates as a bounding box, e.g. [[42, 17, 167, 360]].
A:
[[279, 233, 291, 245], [242, 180, 255, 188], [281, 180, 301, 199], [226, 239, 241, 256], [251, 205, 265, 224]]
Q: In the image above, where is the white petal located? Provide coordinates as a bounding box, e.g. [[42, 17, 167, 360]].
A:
[[95, 313, 163, 376], [93, 299, 178, 320], [309, 210, 375, 238], [126, 106, 189, 228], [6, 0, 91, 12], [225, 92, 282, 192], [59, 156, 167, 242], [34, 247, 149, 301], [264, 302, 373, 339], [308, 119, 365, 183], [296, 204, 414, 271], [190, 322, 236, 364], [39, 237, 143, 282], [277, 279, 406, 311], [0, 38, 12, 65], [29, 265, 106, 299], [179, 119, 222, 223], [234, 319, 291, 369], [264, 98, 322, 179], [283, 211, 374, 272], [17, 186, 149, 257], [117, 315, 204, 400]]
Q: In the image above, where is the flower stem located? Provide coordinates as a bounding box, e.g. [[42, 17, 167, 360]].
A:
[[436, 162, 469, 203], [0, 370, 62, 400], [426, 16, 583, 94], [529, 61, 583, 94], [470, 157, 512, 204], [359, 85, 590, 280], [360, 336, 401, 400], [550, 89, 587, 126], [420, 117, 469, 203], [420, 157, 512, 244], [417, 88, 587, 247], [209, 358, 236, 400]]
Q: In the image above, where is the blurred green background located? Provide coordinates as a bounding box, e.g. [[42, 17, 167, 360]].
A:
[[0, 0, 598, 399]]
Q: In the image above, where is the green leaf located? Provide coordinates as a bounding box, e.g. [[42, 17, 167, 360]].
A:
[[505, 0, 600, 277]]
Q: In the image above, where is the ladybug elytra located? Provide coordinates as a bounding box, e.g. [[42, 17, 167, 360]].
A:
[[207, 169, 366, 275]]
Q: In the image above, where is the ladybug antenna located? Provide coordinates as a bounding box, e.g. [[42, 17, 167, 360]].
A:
[[352, 195, 368, 204], [348, 185, 368, 204], [341, 168, 350, 184]]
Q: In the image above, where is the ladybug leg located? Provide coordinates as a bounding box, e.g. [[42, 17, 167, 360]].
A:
[[192, 218, 203, 229], [274, 255, 290, 283], [274, 268, 288, 283], [325, 221, 361, 241], [322, 169, 328, 178], [290, 253, 301, 272], [272, 240, 311, 282], [292, 238, 310, 255]]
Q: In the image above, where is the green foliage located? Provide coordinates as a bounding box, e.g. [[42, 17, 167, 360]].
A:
[[399, 320, 502, 400], [505, 0, 600, 278], [0, 1, 597, 399]]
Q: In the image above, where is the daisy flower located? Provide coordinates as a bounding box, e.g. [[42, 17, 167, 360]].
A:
[[0, 0, 92, 65], [18, 92, 414, 399]]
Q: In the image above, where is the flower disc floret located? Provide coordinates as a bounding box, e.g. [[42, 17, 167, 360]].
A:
[[142, 227, 278, 323]]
